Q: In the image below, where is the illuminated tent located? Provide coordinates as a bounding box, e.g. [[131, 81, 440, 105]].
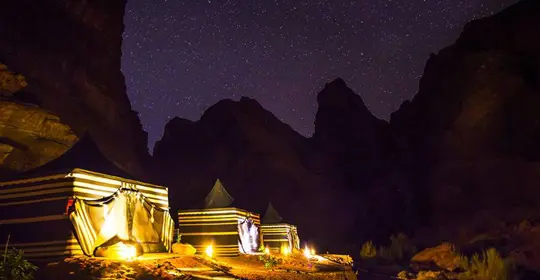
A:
[[261, 203, 300, 253], [0, 135, 174, 262], [70, 186, 174, 257], [204, 178, 234, 208], [178, 179, 262, 256], [262, 202, 283, 224]]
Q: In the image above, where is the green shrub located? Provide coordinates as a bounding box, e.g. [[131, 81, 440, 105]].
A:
[[258, 254, 280, 269], [360, 240, 377, 258], [0, 248, 38, 280], [377, 233, 417, 262], [458, 248, 511, 280], [397, 270, 409, 279], [389, 233, 417, 260]]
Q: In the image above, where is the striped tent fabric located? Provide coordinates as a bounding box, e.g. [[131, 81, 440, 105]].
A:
[[70, 187, 175, 256], [0, 168, 173, 262], [261, 223, 300, 253], [178, 207, 262, 257]]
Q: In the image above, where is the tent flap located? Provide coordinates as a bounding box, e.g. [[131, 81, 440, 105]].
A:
[[69, 188, 174, 256]]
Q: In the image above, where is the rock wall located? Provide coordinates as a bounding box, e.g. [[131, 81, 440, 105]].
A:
[[154, 0, 540, 253], [390, 0, 540, 227], [0, 0, 150, 179]]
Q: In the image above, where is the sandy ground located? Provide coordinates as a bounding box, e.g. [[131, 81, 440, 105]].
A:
[[36, 253, 357, 280]]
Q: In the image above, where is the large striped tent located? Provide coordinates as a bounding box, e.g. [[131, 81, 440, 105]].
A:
[[0, 136, 174, 262], [178, 179, 262, 257], [260, 203, 300, 253]]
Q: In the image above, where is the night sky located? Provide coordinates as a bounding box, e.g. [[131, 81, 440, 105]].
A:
[[122, 0, 519, 151]]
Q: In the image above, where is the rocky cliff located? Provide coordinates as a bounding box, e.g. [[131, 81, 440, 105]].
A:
[[1, 0, 538, 258], [154, 92, 410, 252], [155, 0, 540, 253], [391, 0, 540, 233], [153, 97, 365, 251], [0, 0, 149, 178]]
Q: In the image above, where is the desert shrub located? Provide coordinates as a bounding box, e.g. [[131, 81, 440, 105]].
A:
[[390, 233, 417, 260], [360, 240, 377, 258], [378, 233, 417, 262], [258, 254, 281, 269], [397, 270, 409, 279], [458, 248, 511, 280], [0, 248, 38, 280]]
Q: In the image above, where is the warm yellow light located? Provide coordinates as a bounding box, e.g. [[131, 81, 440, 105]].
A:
[[303, 246, 312, 259], [117, 242, 137, 261], [281, 245, 290, 256], [311, 248, 315, 255], [205, 244, 214, 258], [264, 247, 270, 255]]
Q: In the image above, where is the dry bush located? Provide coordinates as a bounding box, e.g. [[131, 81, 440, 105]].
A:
[[360, 240, 377, 259], [458, 248, 512, 280]]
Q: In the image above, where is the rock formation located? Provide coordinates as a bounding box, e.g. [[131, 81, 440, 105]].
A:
[[153, 97, 353, 250], [1, 0, 539, 259], [0, 0, 150, 179], [0, 100, 77, 176], [154, 92, 408, 252], [390, 0, 540, 231], [155, 0, 540, 254]]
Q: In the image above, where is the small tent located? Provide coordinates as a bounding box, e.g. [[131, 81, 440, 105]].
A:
[[261, 203, 300, 253], [178, 179, 261, 256]]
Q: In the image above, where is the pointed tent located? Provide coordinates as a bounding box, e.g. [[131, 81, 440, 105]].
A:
[[261, 202, 300, 252], [262, 202, 284, 224], [204, 179, 234, 208], [70, 187, 174, 256]]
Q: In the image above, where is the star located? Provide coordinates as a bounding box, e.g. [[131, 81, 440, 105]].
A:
[[121, 0, 520, 152]]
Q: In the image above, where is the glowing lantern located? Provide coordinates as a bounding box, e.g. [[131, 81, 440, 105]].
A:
[[311, 248, 315, 256], [205, 244, 214, 258], [281, 245, 290, 256], [264, 247, 270, 255], [303, 246, 312, 259], [117, 242, 137, 261]]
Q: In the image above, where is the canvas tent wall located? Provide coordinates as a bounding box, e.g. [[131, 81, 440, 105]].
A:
[[0, 136, 173, 262], [0, 168, 173, 262], [178, 207, 261, 257], [177, 179, 262, 257], [70, 185, 174, 257], [260, 203, 301, 253]]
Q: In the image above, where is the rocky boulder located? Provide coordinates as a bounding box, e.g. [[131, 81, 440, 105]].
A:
[[171, 243, 197, 256], [411, 243, 462, 272], [0, 99, 77, 176]]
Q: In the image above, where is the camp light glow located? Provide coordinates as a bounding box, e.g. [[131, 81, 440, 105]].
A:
[[281, 245, 290, 256], [117, 242, 137, 261], [205, 244, 214, 258], [303, 245, 313, 259]]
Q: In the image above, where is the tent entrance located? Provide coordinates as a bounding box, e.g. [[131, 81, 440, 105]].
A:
[[70, 187, 173, 260], [94, 235, 143, 260]]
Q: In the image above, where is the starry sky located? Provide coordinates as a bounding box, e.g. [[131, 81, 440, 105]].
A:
[[122, 0, 519, 151]]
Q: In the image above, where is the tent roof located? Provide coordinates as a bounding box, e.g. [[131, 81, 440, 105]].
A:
[[204, 178, 234, 208], [4, 134, 136, 181], [262, 202, 284, 224]]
